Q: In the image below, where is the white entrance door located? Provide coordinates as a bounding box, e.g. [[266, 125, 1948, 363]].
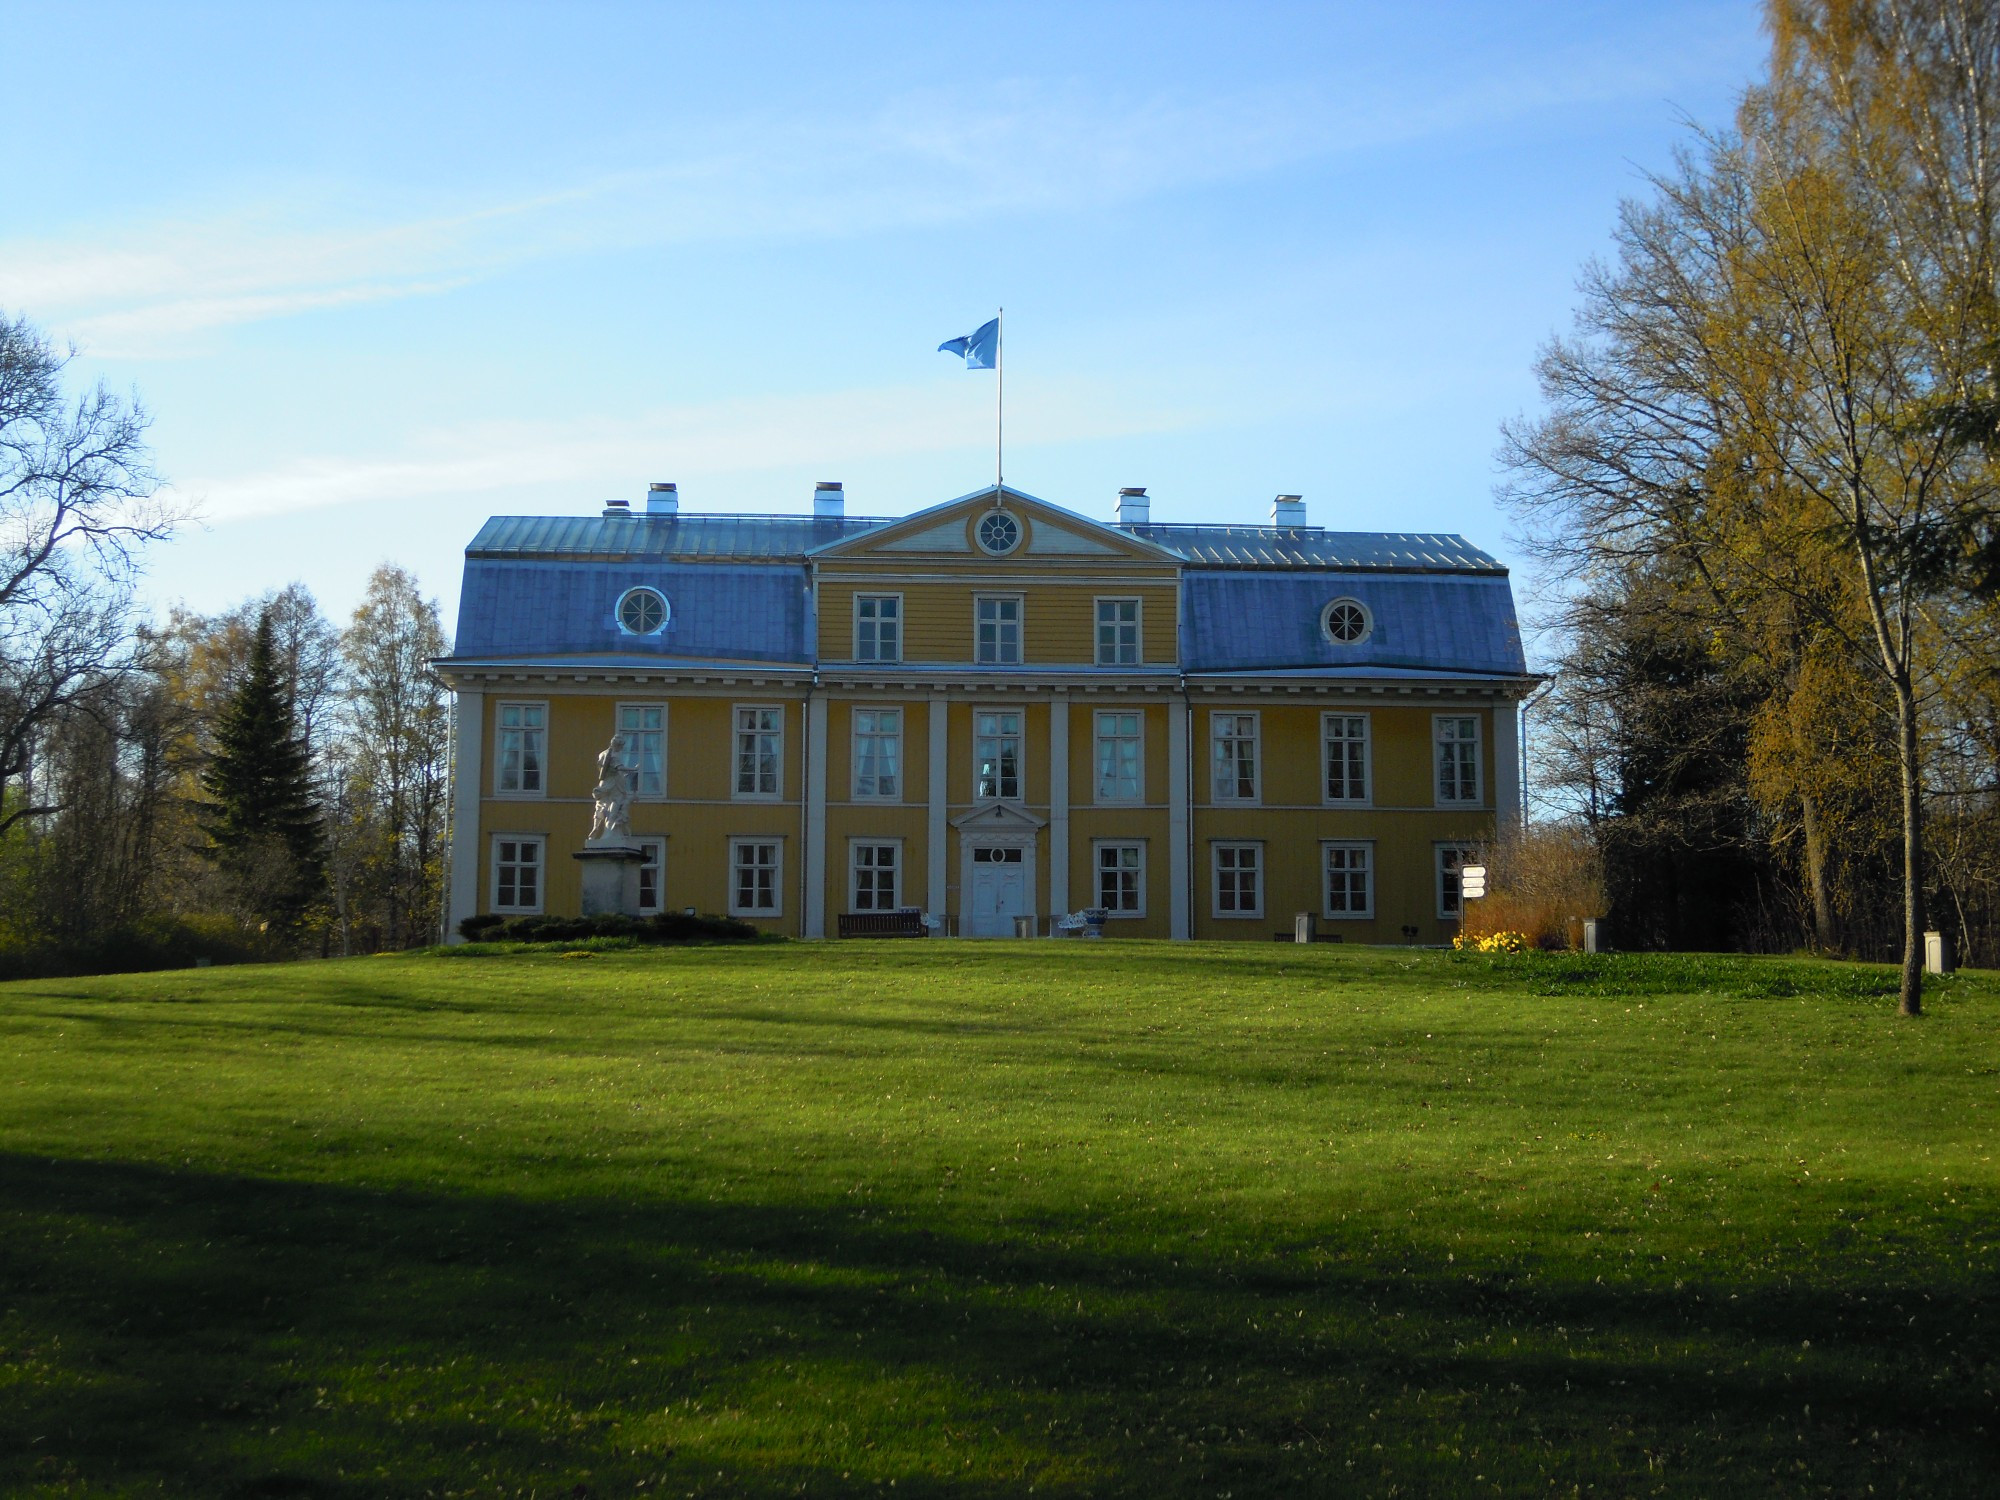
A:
[[967, 846, 1028, 936]]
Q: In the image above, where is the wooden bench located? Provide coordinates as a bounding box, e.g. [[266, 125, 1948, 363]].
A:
[[837, 910, 929, 939]]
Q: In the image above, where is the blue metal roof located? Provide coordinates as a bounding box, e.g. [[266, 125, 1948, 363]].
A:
[[452, 559, 810, 663], [1179, 571, 1526, 675], [468, 514, 888, 561], [1128, 525, 1501, 572]]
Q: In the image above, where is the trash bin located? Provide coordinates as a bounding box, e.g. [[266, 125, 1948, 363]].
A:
[[1083, 908, 1109, 939], [1294, 912, 1316, 944], [1582, 919, 1601, 954], [1925, 930, 1954, 975], [1013, 915, 1037, 939]]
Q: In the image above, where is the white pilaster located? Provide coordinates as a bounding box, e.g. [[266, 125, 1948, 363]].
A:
[[446, 688, 484, 943], [1168, 697, 1191, 940], [1048, 692, 1069, 921], [804, 693, 828, 937], [1493, 698, 1522, 831], [927, 694, 949, 922]]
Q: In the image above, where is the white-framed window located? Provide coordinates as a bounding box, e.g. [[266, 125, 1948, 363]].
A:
[[849, 840, 901, 912], [617, 702, 666, 797], [1094, 710, 1142, 802], [617, 586, 671, 636], [1094, 841, 1145, 916], [636, 837, 666, 914], [854, 595, 901, 663], [730, 838, 783, 916], [976, 510, 1022, 556], [1322, 841, 1374, 919], [1212, 842, 1263, 919], [1321, 597, 1371, 645], [975, 596, 1022, 665], [734, 705, 783, 799], [491, 835, 544, 913], [1436, 844, 1480, 920], [1323, 713, 1371, 803], [494, 701, 547, 796], [852, 707, 902, 800], [1095, 597, 1141, 666], [974, 710, 1022, 801], [1435, 714, 1482, 805], [1211, 711, 1259, 802]]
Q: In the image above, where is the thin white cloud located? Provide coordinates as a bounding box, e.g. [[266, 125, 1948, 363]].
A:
[[177, 376, 1205, 523], [0, 34, 1745, 356]]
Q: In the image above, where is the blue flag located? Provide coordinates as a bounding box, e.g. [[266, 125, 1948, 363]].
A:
[[938, 316, 999, 370]]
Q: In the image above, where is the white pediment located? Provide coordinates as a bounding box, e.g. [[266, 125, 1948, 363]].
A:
[[950, 801, 1047, 832]]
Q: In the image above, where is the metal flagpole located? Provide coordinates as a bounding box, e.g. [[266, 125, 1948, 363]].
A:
[[995, 307, 1004, 497]]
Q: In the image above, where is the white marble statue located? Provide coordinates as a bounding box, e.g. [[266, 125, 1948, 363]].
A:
[[588, 733, 635, 842]]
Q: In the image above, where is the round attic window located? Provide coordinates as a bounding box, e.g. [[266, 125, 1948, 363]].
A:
[[976, 510, 1021, 555], [1322, 597, 1371, 645], [616, 586, 670, 636]]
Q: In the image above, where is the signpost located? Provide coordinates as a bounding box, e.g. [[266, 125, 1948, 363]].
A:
[[1460, 864, 1487, 901]]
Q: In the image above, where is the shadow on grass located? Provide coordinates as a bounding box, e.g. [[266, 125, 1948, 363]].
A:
[[2, 1152, 1995, 1498]]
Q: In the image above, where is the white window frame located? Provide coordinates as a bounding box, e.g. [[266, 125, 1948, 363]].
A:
[[974, 595, 1023, 665], [636, 836, 667, 915], [973, 709, 1024, 802], [1211, 710, 1260, 803], [493, 700, 548, 797], [1436, 843, 1479, 921], [491, 834, 545, 913], [1094, 596, 1142, 667], [1211, 841, 1264, 920], [853, 593, 903, 664], [1322, 712, 1372, 805], [848, 838, 903, 913], [1320, 596, 1372, 645], [851, 706, 903, 802], [1321, 840, 1375, 920], [729, 838, 784, 917], [1434, 713, 1483, 806], [1093, 709, 1144, 804], [616, 701, 668, 799], [733, 704, 784, 801], [1092, 840, 1146, 917]]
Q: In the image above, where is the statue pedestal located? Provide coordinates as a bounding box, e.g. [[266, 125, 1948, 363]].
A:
[[574, 841, 645, 917]]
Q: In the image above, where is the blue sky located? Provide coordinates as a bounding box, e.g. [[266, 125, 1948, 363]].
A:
[[2, 2, 1766, 644]]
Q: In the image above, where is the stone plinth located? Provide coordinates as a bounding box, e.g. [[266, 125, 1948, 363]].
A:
[[574, 841, 645, 917]]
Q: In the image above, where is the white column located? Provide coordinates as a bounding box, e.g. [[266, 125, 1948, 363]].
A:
[[446, 688, 484, 943], [1493, 697, 1522, 831], [804, 693, 828, 937], [927, 694, 949, 922], [1168, 696, 1191, 940], [1048, 691, 1069, 922]]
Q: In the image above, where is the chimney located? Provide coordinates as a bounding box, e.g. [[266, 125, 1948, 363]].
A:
[[1272, 493, 1306, 527], [1116, 487, 1150, 526], [602, 498, 632, 518], [813, 480, 844, 519], [645, 481, 678, 516]]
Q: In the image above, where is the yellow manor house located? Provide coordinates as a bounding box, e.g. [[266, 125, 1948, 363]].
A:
[[437, 481, 1533, 941]]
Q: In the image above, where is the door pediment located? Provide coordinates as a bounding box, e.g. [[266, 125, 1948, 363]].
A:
[[951, 801, 1047, 833]]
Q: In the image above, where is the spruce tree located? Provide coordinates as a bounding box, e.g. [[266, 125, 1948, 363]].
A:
[[202, 610, 325, 935]]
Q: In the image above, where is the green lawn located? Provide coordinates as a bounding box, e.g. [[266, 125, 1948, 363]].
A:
[[1, 942, 1995, 1498]]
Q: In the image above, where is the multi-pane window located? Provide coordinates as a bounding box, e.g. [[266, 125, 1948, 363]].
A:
[[975, 597, 1021, 664], [853, 708, 901, 800], [1437, 845, 1477, 919], [974, 710, 1022, 801], [492, 836, 543, 912], [617, 703, 665, 797], [1435, 715, 1482, 804], [1323, 714, 1370, 802], [851, 842, 900, 911], [1213, 843, 1262, 918], [1096, 842, 1144, 915], [1095, 711, 1142, 802], [854, 595, 901, 662], [1212, 713, 1259, 802], [636, 838, 665, 914], [495, 702, 546, 795], [1323, 842, 1373, 918], [734, 706, 782, 798], [1096, 598, 1140, 666], [730, 839, 782, 916]]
